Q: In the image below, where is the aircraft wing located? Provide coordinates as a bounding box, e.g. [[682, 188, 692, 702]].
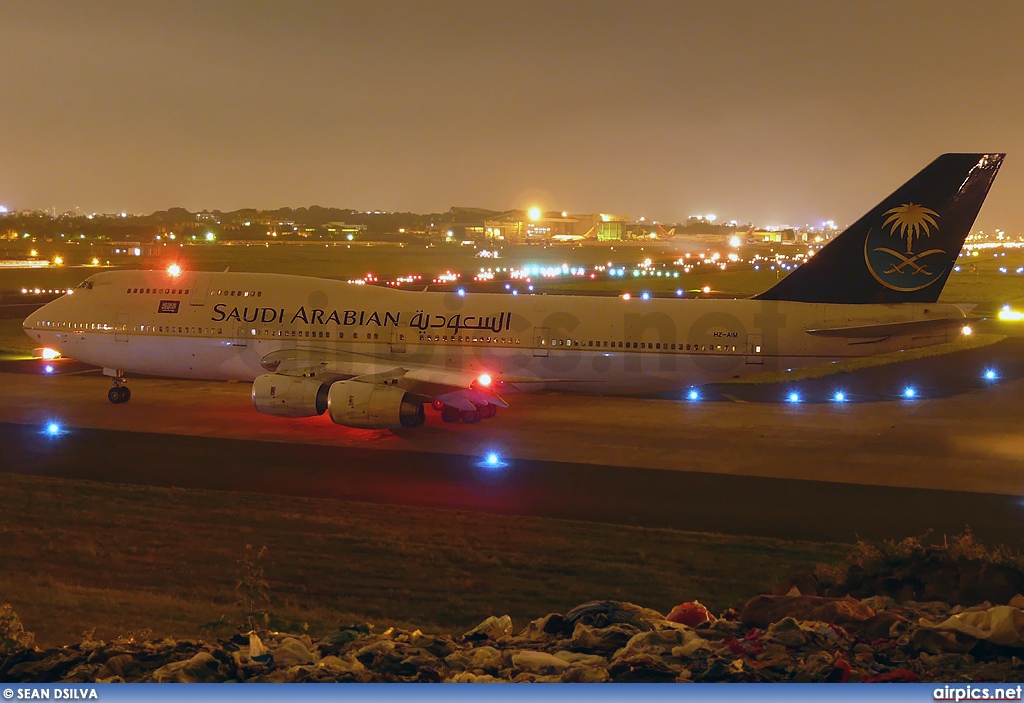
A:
[[804, 316, 965, 339], [258, 348, 509, 410]]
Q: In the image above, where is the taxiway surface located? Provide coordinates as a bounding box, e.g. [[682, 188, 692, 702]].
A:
[[2, 349, 1024, 496], [2, 349, 1024, 546]]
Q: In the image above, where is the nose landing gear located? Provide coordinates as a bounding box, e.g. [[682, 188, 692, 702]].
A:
[[104, 368, 131, 404]]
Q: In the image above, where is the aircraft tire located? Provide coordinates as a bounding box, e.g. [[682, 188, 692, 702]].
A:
[[120, 386, 131, 403], [480, 403, 497, 419], [108, 387, 123, 404], [440, 406, 461, 423], [461, 409, 481, 424]]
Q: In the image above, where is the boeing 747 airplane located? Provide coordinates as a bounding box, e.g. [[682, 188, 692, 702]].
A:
[[24, 153, 1003, 429]]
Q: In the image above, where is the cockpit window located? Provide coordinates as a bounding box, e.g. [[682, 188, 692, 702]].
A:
[[76, 281, 94, 290]]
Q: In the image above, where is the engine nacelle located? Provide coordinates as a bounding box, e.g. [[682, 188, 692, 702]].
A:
[[327, 380, 425, 429], [252, 373, 329, 418]]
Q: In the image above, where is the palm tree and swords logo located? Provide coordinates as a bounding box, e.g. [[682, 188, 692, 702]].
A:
[[864, 202, 946, 291]]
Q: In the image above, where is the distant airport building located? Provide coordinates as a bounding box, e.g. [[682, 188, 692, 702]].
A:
[[97, 241, 160, 257], [754, 229, 807, 243], [482, 211, 630, 242]]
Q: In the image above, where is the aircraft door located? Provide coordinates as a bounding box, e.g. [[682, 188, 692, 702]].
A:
[[745, 333, 763, 365], [390, 329, 407, 354], [190, 273, 212, 306], [533, 327, 549, 357], [233, 325, 249, 347], [115, 313, 129, 343]]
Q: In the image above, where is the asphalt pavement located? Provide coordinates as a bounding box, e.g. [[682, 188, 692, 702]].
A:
[[4, 421, 1024, 546]]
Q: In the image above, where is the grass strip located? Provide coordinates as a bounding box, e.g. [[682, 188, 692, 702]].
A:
[[0, 472, 846, 648]]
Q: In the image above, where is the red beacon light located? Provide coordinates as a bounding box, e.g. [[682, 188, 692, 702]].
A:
[[476, 373, 492, 388]]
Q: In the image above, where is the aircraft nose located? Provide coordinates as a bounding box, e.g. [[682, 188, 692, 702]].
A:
[[25, 297, 58, 340]]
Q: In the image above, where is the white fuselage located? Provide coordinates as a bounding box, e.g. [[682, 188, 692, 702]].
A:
[[25, 270, 966, 395]]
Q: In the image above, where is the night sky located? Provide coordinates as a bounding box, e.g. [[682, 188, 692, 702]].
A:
[[2, 0, 1021, 230]]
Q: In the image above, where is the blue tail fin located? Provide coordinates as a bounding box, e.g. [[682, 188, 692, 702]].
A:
[[755, 153, 1003, 304]]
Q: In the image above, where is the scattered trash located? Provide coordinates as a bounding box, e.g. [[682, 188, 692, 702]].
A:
[[666, 601, 715, 628], [462, 615, 512, 642], [4, 594, 1024, 682], [921, 605, 1024, 649], [741, 595, 875, 628]]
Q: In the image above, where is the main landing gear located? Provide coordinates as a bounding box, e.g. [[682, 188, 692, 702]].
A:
[[433, 400, 497, 424], [104, 368, 131, 404]]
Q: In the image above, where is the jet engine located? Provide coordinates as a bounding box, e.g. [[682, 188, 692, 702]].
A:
[[252, 373, 329, 418], [327, 380, 425, 429]]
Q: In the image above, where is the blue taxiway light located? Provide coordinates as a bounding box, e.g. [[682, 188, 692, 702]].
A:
[[903, 387, 917, 399], [44, 365, 54, 374], [45, 422, 61, 437], [984, 369, 998, 381], [787, 392, 801, 403], [478, 452, 508, 469], [833, 391, 846, 402], [641, 292, 650, 300], [676, 289, 683, 296], [687, 389, 700, 401], [456, 288, 466, 297]]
